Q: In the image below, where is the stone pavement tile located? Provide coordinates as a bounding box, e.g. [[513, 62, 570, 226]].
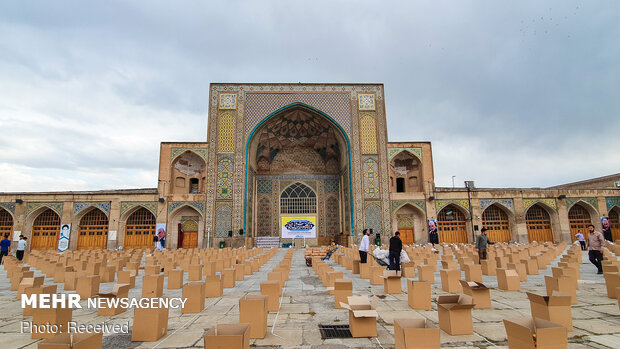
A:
[[474, 322, 507, 341], [279, 303, 310, 313], [4, 334, 39, 349], [587, 334, 620, 348], [568, 343, 599, 349], [323, 337, 375, 348], [588, 304, 620, 315], [416, 310, 438, 323], [302, 327, 324, 346], [137, 330, 203, 348], [574, 319, 620, 334], [439, 331, 481, 344], [572, 307, 606, 319], [472, 308, 524, 322], [253, 328, 303, 348], [377, 310, 424, 325], [377, 326, 395, 345]]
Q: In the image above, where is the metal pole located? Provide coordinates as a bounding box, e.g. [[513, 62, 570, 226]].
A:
[[452, 176, 456, 188], [467, 186, 474, 242]]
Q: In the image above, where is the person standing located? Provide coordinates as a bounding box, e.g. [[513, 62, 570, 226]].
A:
[[575, 230, 586, 251], [388, 231, 403, 271], [16, 236, 27, 261], [358, 229, 370, 263], [587, 224, 605, 274], [476, 228, 494, 263], [0, 234, 10, 264]]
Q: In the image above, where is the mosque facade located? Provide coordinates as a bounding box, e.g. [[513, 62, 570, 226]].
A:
[[1, 83, 619, 250]]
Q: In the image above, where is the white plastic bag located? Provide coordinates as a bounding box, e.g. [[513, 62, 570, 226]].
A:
[[400, 250, 410, 263]]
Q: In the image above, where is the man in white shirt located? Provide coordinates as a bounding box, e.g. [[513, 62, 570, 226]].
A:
[[358, 229, 370, 263], [16, 236, 27, 261]]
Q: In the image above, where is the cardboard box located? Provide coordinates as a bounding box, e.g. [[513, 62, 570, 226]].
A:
[[481, 259, 497, 276], [497, 268, 520, 291], [459, 280, 491, 309], [401, 262, 416, 278], [441, 260, 457, 270], [527, 292, 573, 331], [440, 269, 462, 293], [117, 270, 136, 288], [97, 283, 131, 316], [260, 280, 281, 312], [522, 258, 539, 275], [352, 259, 360, 274], [17, 276, 44, 298], [142, 274, 164, 298], [406, 280, 431, 310], [38, 332, 103, 349], [204, 323, 250, 349], [503, 317, 568, 349], [417, 265, 435, 282], [463, 264, 482, 283], [222, 268, 236, 288], [131, 306, 169, 341], [359, 262, 370, 279], [188, 264, 203, 281], [544, 276, 577, 304], [394, 318, 440, 349], [239, 295, 268, 339], [334, 279, 353, 309], [23, 285, 57, 316], [339, 296, 379, 338], [32, 307, 73, 339], [167, 269, 184, 289], [507, 262, 528, 282], [233, 264, 245, 281], [370, 266, 385, 285], [437, 294, 475, 335], [603, 272, 620, 299], [382, 270, 402, 294], [76, 275, 100, 299], [268, 271, 285, 288], [101, 266, 116, 283], [182, 282, 205, 314]]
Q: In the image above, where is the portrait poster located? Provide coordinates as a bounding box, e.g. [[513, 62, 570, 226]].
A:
[[281, 216, 317, 239], [58, 224, 70, 252]]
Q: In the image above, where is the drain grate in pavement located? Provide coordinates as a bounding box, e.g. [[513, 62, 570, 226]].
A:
[[318, 324, 352, 339]]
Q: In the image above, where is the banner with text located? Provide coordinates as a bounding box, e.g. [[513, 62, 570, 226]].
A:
[[281, 216, 317, 239]]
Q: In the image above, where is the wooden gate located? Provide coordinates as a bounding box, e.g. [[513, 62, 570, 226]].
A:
[[568, 205, 591, 242], [31, 209, 60, 250], [609, 209, 620, 242], [77, 209, 108, 250], [124, 208, 156, 249], [526, 204, 553, 242], [0, 208, 13, 239], [437, 205, 468, 243], [399, 229, 414, 245], [482, 205, 511, 242], [181, 219, 198, 248]]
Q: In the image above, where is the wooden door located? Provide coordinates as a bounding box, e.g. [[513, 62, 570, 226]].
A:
[[437, 205, 468, 243], [526, 205, 553, 242], [78, 209, 108, 250], [181, 219, 199, 248], [399, 229, 414, 245], [609, 209, 620, 242], [31, 209, 60, 250], [568, 205, 591, 242], [0, 208, 13, 239], [181, 232, 198, 248], [124, 208, 156, 249], [482, 205, 511, 242]]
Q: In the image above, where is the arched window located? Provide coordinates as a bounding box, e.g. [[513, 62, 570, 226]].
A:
[[481, 205, 511, 242], [124, 208, 156, 249], [78, 209, 108, 249], [568, 204, 591, 242], [0, 208, 13, 237], [31, 209, 61, 250], [437, 205, 467, 243], [525, 204, 553, 242], [280, 182, 317, 214]]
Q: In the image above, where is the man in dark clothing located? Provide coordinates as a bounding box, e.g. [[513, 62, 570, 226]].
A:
[[0, 234, 10, 264], [388, 231, 403, 271], [476, 227, 494, 263]]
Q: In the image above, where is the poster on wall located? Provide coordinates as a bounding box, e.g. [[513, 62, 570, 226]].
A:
[[281, 216, 317, 239], [428, 219, 439, 245], [57, 224, 70, 252], [13, 230, 21, 241], [601, 217, 612, 241], [156, 223, 167, 247]]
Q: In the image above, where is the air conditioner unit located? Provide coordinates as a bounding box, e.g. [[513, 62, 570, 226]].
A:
[[615, 181, 620, 188]]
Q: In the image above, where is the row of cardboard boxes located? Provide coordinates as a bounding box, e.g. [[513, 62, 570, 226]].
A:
[[319, 241, 620, 348], [3, 247, 297, 348]]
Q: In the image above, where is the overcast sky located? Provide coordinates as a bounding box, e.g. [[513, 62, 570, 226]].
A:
[[0, 1, 618, 192]]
